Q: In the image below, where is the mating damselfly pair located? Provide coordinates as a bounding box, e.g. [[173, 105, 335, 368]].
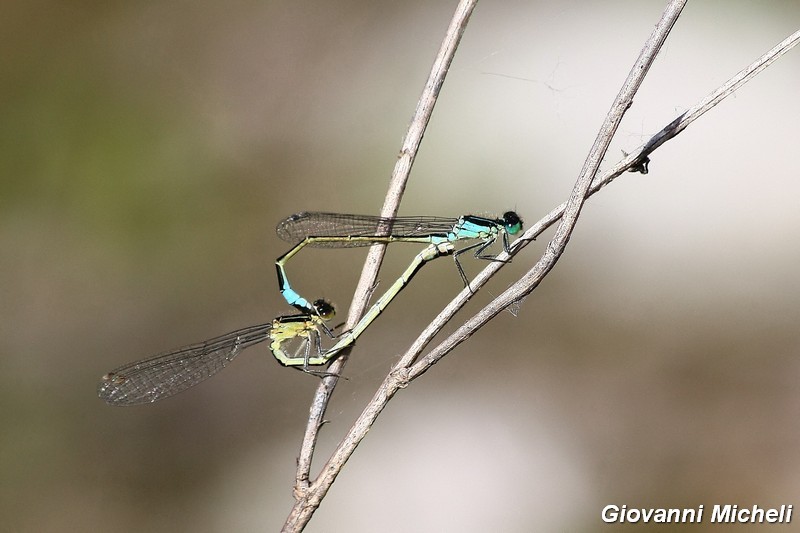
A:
[[97, 210, 523, 406]]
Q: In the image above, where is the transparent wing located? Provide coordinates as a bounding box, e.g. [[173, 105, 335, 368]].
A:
[[97, 324, 272, 406], [276, 212, 458, 247]]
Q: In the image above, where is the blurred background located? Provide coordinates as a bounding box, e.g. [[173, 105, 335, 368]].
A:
[[3, 1, 800, 531]]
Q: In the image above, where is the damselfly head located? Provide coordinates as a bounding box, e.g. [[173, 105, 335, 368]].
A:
[[501, 211, 523, 235], [312, 299, 336, 320]]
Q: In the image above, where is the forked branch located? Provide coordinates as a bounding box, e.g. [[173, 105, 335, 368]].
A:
[[282, 0, 800, 530]]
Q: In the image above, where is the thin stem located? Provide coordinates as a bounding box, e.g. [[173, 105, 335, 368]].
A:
[[403, 26, 800, 371], [284, 1, 479, 530], [302, 0, 687, 521]]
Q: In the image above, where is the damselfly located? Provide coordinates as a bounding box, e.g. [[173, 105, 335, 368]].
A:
[[98, 241, 454, 406], [275, 211, 523, 314]]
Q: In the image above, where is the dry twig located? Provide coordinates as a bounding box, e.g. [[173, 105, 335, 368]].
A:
[[285, 0, 479, 530], [282, 1, 800, 530]]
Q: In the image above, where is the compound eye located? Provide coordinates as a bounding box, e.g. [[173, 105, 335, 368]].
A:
[[502, 211, 523, 235], [312, 299, 336, 320]]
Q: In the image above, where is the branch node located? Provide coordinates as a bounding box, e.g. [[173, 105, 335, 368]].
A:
[[388, 366, 411, 389], [293, 482, 309, 502]]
